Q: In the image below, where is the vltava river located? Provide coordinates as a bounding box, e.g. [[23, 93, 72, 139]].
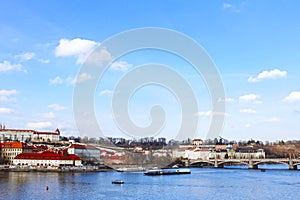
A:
[[1, 165, 300, 200]]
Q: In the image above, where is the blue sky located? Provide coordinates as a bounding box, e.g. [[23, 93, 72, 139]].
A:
[[1, 0, 300, 141]]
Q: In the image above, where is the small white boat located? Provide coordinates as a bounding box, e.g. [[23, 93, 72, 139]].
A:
[[112, 180, 124, 184], [144, 167, 191, 176]]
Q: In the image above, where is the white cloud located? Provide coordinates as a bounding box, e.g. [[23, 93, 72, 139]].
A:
[[38, 59, 50, 64], [84, 47, 112, 65], [15, 52, 35, 61], [218, 97, 234, 102], [0, 61, 25, 73], [248, 68, 287, 83], [245, 123, 251, 128], [66, 76, 76, 85], [110, 61, 133, 72], [239, 93, 262, 104], [48, 104, 67, 111], [283, 91, 300, 103], [0, 89, 17, 102], [197, 111, 212, 116], [239, 108, 256, 114], [41, 112, 55, 119], [50, 73, 92, 86], [0, 107, 13, 114], [0, 89, 17, 96], [49, 76, 72, 85], [196, 110, 227, 116], [99, 89, 113, 96], [49, 76, 64, 85], [223, 3, 233, 9], [222, 3, 240, 12], [75, 72, 93, 83], [55, 38, 98, 64], [27, 121, 52, 129]]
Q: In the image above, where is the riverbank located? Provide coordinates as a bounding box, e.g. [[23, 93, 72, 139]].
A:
[[0, 165, 113, 172], [0, 168, 113, 172]]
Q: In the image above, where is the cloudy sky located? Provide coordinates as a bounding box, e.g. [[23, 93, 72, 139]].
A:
[[1, 1, 300, 141]]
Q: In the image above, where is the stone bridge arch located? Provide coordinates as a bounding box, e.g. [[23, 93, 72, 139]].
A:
[[190, 160, 214, 167], [253, 160, 288, 167], [218, 160, 248, 168]]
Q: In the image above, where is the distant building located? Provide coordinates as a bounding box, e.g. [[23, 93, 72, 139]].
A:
[[100, 149, 125, 165], [0, 142, 32, 164], [13, 150, 82, 166], [0, 127, 60, 142], [68, 144, 100, 164], [0, 129, 35, 142], [34, 129, 60, 142], [185, 148, 210, 160], [192, 139, 203, 146], [134, 146, 143, 152]]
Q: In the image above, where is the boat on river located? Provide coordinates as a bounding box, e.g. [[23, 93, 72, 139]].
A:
[[112, 180, 124, 184], [144, 167, 191, 176], [116, 167, 145, 172]]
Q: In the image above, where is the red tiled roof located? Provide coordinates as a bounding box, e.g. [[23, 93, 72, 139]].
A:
[[15, 151, 81, 160], [193, 149, 209, 152], [0, 129, 35, 132], [193, 139, 203, 141], [0, 142, 29, 149], [0, 128, 60, 135], [28, 145, 48, 151], [35, 132, 59, 135]]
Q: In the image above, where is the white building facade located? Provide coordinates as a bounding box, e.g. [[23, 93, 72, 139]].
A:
[[13, 151, 82, 166]]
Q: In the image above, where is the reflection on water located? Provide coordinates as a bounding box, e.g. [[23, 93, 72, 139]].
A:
[[1, 165, 300, 200]]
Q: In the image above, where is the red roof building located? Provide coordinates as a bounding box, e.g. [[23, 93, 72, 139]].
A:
[[13, 150, 82, 166], [0, 141, 32, 164]]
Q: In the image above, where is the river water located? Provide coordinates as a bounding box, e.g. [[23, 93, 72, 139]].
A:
[[1, 165, 300, 200]]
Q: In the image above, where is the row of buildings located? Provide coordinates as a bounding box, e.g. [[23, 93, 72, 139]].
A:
[[0, 127, 266, 167], [173, 139, 265, 160], [0, 127, 60, 142], [0, 127, 102, 167], [0, 141, 101, 167]]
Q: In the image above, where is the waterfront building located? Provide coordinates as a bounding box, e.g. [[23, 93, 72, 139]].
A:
[[67, 143, 100, 164], [0, 142, 32, 164], [13, 150, 82, 166], [0, 127, 60, 142]]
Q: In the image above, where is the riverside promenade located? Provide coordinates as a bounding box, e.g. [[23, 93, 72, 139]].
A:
[[0, 165, 112, 172]]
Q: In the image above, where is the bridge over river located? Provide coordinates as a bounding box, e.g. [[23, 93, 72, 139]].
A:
[[188, 158, 300, 170]]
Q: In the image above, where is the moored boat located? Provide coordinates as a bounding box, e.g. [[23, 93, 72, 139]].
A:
[[116, 167, 145, 172], [144, 167, 163, 175], [112, 180, 124, 184], [161, 168, 191, 175], [144, 167, 191, 176]]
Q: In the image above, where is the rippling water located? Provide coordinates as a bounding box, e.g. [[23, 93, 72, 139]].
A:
[[1, 165, 300, 200]]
